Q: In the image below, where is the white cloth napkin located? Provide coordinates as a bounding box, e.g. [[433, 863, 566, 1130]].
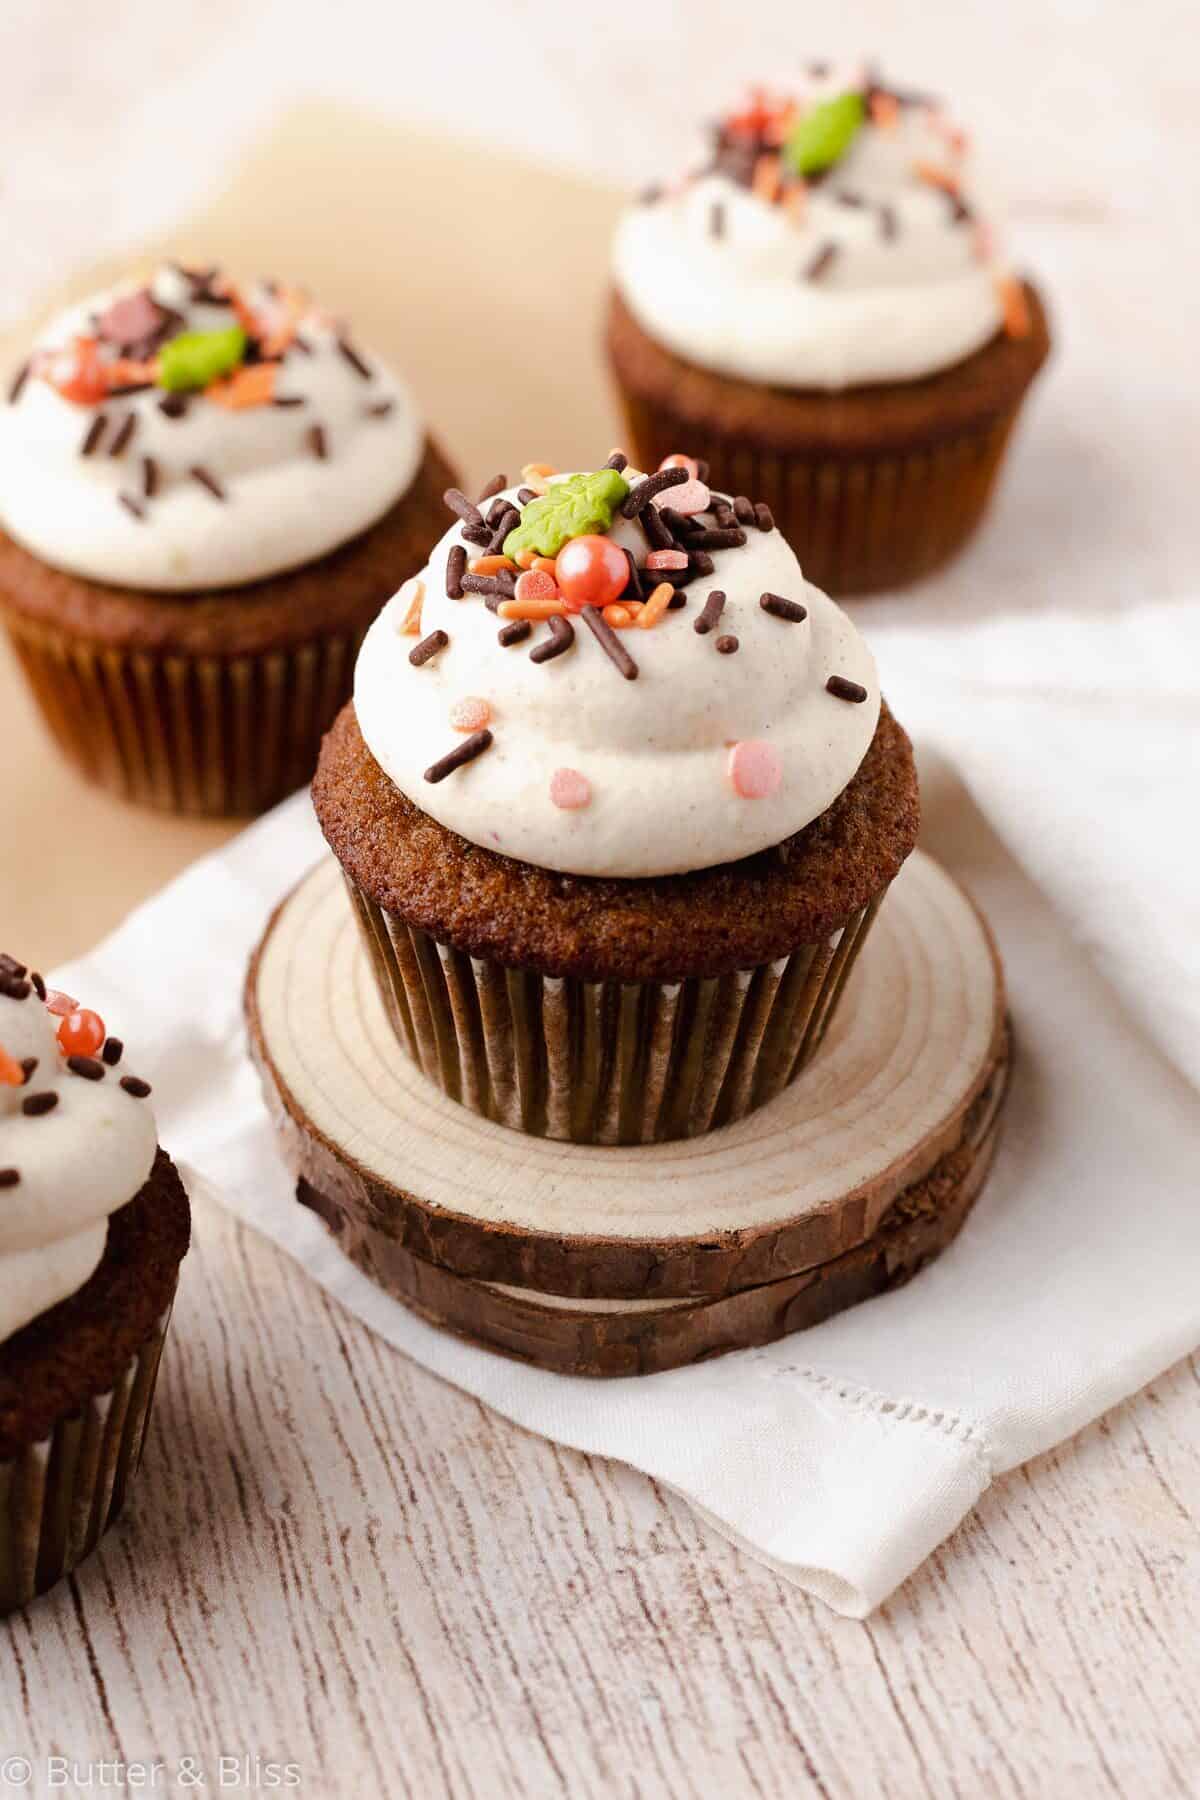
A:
[[52, 596, 1200, 1618]]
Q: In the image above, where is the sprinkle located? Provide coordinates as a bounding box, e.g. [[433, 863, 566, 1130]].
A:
[[307, 423, 328, 460], [272, 395, 305, 408], [450, 697, 492, 731], [516, 487, 538, 505], [485, 495, 511, 527], [102, 1037, 123, 1065], [514, 567, 558, 606], [476, 473, 508, 503], [108, 413, 138, 457], [826, 675, 868, 703], [728, 740, 782, 799], [0, 1047, 23, 1086], [623, 549, 645, 599], [120, 1075, 152, 1098], [715, 634, 740, 655], [158, 392, 189, 420], [645, 549, 689, 571], [497, 596, 567, 622], [639, 504, 674, 552], [498, 620, 532, 647], [22, 1091, 58, 1116], [603, 604, 636, 628], [752, 153, 782, 204], [19, 1058, 36, 1082], [636, 582, 675, 629], [688, 527, 747, 550], [80, 413, 108, 457], [209, 362, 278, 409], [695, 590, 726, 635], [396, 577, 425, 635], [550, 768, 591, 810], [190, 466, 225, 502], [733, 496, 755, 525], [520, 462, 555, 496], [425, 729, 493, 784], [67, 1054, 105, 1081], [0, 975, 30, 1001], [620, 466, 689, 517], [0, 1170, 18, 1189], [689, 549, 715, 578], [337, 337, 372, 380], [878, 204, 899, 241], [784, 185, 808, 223], [802, 243, 838, 282], [709, 200, 725, 239], [530, 615, 576, 664], [44, 989, 76, 1016], [366, 399, 394, 418], [754, 503, 774, 532], [443, 488, 484, 528], [446, 545, 468, 599], [143, 457, 159, 498], [761, 592, 807, 623], [654, 477, 710, 517], [7, 361, 30, 404], [835, 189, 866, 208], [460, 522, 492, 547], [119, 494, 146, 522], [914, 160, 959, 195], [0, 955, 26, 977], [462, 572, 517, 600], [581, 605, 638, 679], [998, 275, 1032, 339], [870, 91, 900, 131], [410, 629, 449, 667], [487, 505, 521, 554], [639, 184, 663, 205], [30, 972, 46, 1001], [603, 450, 628, 472]]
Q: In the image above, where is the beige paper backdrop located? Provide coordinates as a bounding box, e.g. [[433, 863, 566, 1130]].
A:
[[2, 103, 626, 962]]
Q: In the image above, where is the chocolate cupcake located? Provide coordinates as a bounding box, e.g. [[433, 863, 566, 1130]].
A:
[[312, 453, 919, 1144], [607, 67, 1050, 595], [0, 956, 189, 1613], [0, 263, 457, 814]]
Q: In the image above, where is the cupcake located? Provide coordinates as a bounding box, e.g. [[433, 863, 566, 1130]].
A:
[[607, 65, 1050, 595], [312, 451, 919, 1144], [0, 954, 189, 1613], [0, 263, 458, 814]]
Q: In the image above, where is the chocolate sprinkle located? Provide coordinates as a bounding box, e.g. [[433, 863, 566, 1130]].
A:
[[119, 494, 146, 522], [879, 203, 898, 242], [460, 522, 492, 547], [581, 606, 638, 680], [67, 1055, 105, 1081], [639, 504, 674, 552], [272, 395, 306, 408], [460, 573, 511, 598], [761, 592, 807, 623], [715, 634, 740, 655], [366, 399, 394, 418], [733, 495, 755, 525], [530, 615, 575, 664], [425, 729, 493, 784], [30, 972, 46, 1001], [337, 337, 372, 380], [108, 413, 138, 457], [22, 1091, 58, 1117], [444, 488, 484, 529], [307, 422, 328, 460], [410, 629, 449, 667], [476, 474, 508, 503], [604, 451, 629, 472], [0, 955, 26, 978], [158, 392, 189, 420], [7, 361, 30, 405], [623, 548, 645, 600], [620, 466, 689, 517], [694, 590, 726, 635], [190, 465, 225, 502], [498, 620, 532, 647], [142, 456, 159, 499], [754, 503, 774, 532], [0, 976, 31, 1000], [487, 506, 520, 554], [80, 413, 108, 457], [0, 1170, 19, 1189], [516, 487, 538, 505], [709, 200, 726, 239], [688, 527, 747, 550], [827, 675, 869, 704], [120, 1076, 152, 1099], [446, 543, 468, 599], [19, 1058, 36, 1083], [803, 243, 838, 282], [102, 1037, 124, 1066], [485, 495, 511, 527]]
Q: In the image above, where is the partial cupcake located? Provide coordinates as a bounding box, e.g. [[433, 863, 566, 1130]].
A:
[[0, 263, 458, 814], [0, 954, 189, 1614], [608, 65, 1050, 595], [313, 453, 919, 1144]]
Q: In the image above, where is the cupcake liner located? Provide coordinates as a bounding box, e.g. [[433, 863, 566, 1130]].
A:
[[345, 873, 885, 1144], [0, 1300, 174, 1616], [2, 615, 366, 816], [616, 390, 1025, 597]]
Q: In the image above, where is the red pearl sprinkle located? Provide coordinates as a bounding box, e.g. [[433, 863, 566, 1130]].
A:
[[727, 741, 783, 800], [58, 1008, 106, 1058]]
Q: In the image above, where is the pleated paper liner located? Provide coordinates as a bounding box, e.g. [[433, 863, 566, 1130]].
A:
[[344, 872, 885, 1144], [2, 615, 366, 816], [0, 1297, 174, 1617]]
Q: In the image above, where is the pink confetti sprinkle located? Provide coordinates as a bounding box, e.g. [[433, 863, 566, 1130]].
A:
[[44, 989, 78, 1017], [515, 567, 558, 604], [550, 768, 592, 811], [727, 741, 782, 800], [645, 548, 689, 570], [654, 477, 710, 517], [658, 453, 699, 480], [450, 697, 492, 732]]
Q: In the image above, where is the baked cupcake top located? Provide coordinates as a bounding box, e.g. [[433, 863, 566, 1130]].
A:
[[0, 956, 158, 1343], [353, 452, 879, 879], [612, 63, 1032, 390], [0, 263, 423, 591]]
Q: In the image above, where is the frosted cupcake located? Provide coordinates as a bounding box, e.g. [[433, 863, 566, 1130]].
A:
[[0, 263, 458, 813], [313, 452, 919, 1143], [0, 954, 189, 1613], [608, 65, 1050, 595]]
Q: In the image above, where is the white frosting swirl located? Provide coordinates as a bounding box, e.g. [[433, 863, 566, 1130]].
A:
[[0, 266, 423, 590], [354, 474, 879, 878], [613, 69, 1003, 389], [0, 978, 158, 1344]]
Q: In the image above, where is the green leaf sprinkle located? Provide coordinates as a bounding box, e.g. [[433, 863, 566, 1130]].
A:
[[158, 326, 247, 391], [503, 469, 630, 561], [783, 90, 866, 178]]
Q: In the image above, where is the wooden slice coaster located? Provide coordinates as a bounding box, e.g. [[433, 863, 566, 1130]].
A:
[[293, 1044, 1007, 1375], [247, 851, 1007, 1301]]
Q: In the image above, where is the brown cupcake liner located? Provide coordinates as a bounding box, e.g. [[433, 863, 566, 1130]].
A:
[[3, 614, 366, 816], [0, 1298, 174, 1617], [344, 873, 886, 1144], [616, 389, 1026, 598]]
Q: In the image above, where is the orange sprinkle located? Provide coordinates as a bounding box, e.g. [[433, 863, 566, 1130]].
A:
[[636, 583, 675, 629], [997, 275, 1032, 339], [532, 556, 559, 577], [520, 461, 556, 496], [783, 183, 808, 223], [259, 285, 309, 358], [0, 1044, 24, 1087], [395, 577, 425, 635], [450, 697, 492, 732], [870, 92, 900, 131], [914, 160, 960, 195], [468, 554, 517, 576], [602, 604, 633, 629], [515, 549, 537, 569], [497, 598, 568, 621], [752, 153, 782, 205], [206, 362, 277, 409], [105, 356, 159, 390]]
